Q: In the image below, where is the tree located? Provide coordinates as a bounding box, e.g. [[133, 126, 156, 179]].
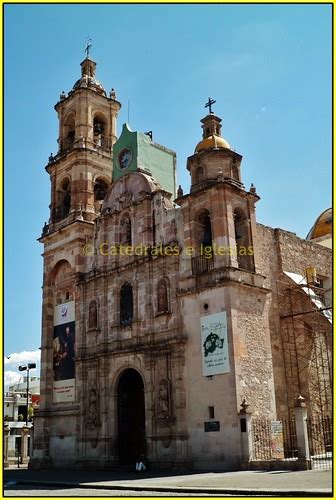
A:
[[28, 405, 34, 421]]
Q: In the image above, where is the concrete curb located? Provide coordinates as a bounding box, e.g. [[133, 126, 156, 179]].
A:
[[5, 479, 332, 496]]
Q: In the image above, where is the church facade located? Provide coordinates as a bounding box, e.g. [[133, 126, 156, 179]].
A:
[[32, 57, 332, 470]]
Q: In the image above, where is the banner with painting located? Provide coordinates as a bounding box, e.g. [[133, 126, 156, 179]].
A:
[[201, 311, 230, 376], [53, 301, 75, 403]]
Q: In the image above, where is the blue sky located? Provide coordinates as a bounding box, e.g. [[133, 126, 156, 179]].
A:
[[4, 4, 331, 376]]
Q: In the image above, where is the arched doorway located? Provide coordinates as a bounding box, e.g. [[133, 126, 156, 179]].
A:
[[117, 369, 146, 465]]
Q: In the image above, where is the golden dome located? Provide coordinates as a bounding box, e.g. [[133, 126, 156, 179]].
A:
[[306, 208, 332, 240], [195, 134, 231, 153]]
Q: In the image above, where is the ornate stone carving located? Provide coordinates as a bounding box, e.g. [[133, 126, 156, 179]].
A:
[[118, 191, 133, 208], [120, 216, 132, 245]]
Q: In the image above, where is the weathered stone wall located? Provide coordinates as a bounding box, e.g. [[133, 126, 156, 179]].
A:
[[230, 285, 276, 418], [255, 223, 332, 417], [181, 287, 242, 470]]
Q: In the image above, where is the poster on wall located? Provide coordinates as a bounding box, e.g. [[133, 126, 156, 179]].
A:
[[201, 311, 230, 376], [53, 301, 75, 403], [270, 421, 285, 459]]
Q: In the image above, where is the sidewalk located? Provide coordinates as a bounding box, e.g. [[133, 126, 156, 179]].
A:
[[4, 467, 333, 496]]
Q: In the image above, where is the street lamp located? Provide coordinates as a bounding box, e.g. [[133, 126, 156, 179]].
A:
[[18, 363, 36, 426]]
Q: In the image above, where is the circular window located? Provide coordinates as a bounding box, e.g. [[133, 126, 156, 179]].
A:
[[118, 148, 133, 170]]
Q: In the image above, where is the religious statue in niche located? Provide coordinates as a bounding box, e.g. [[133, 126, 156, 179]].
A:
[[88, 300, 98, 329], [157, 280, 168, 313], [87, 387, 99, 427], [157, 379, 170, 419], [120, 216, 132, 245], [168, 219, 177, 243]]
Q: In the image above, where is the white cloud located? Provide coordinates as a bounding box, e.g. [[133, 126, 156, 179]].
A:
[[4, 370, 22, 388], [260, 105, 266, 113], [4, 350, 41, 368], [4, 350, 41, 390]]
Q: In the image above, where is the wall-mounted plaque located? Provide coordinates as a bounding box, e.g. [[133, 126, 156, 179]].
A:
[[204, 421, 220, 432]]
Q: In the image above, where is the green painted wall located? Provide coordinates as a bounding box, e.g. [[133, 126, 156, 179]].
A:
[[113, 123, 176, 195]]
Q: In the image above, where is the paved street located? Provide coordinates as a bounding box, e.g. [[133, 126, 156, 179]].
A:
[[4, 485, 226, 497], [4, 467, 332, 496]]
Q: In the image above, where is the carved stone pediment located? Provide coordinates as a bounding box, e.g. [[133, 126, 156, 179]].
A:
[[102, 172, 161, 212]]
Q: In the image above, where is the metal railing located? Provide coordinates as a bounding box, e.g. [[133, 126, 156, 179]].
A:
[[251, 413, 332, 468], [53, 205, 70, 223], [251, 417, 297, 461], [307, 414, 332, 469], [191, 255, 214, 275], [58, 135, 112, 155], [93, 135, 112, 152], [59, 136, 75, 153]]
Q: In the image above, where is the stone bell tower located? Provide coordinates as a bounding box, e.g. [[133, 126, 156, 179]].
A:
[[32, 55, 121, 467], [176, 102, 275, 470], [178, 99, 262, 278], [47, 56, 121, 226]]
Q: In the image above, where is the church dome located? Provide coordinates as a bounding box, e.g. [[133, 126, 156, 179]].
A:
[[306, 208, 332, 240], [73, 75, 106, 96], [72, 58, 106, 96], [195, 134, 231, 153]]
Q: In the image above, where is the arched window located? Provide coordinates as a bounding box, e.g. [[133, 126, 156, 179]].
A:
[[49, 260, 74, 305], [157, 279, 169, 313], [196, 209, 213, 247], [120, 283, 133, 325], [51, 260, 72, 285], [195, 166, 205, 184], [234, 209, 254, 271], [93, 113, 108, 150], [88, 300, 98, 329], [120, 214, 132, 245], [94, 179, 108, 201], [55, 178, 71, 221]]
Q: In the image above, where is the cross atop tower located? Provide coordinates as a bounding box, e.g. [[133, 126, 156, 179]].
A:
[[205, 97, 216, 115], [85, 37, 92, 59]]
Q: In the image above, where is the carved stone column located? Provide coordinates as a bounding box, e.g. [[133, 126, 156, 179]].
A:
[[20, 426, 30, 464], [295, 395, 311, 469], [4, 425, 10, 468], [238, 400, 252, 469]]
